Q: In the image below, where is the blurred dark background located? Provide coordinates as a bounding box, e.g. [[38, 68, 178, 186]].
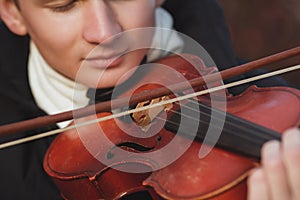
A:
[[219, 0, 300, 88]]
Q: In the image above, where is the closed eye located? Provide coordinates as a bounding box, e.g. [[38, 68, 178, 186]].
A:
[[49, 0, 77, 13]]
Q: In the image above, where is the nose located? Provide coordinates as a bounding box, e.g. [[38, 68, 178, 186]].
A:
[[82, 1, 122, 44]]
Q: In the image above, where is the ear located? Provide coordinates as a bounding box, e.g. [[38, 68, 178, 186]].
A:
[[155, 0, 165, 7], [0, 0, 27, 35]]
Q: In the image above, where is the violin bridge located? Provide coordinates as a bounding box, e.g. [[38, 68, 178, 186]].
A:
[[132, 96, 173, 132]]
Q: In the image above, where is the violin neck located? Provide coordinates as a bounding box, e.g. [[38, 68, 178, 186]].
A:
[[165, 100, 281, 160]]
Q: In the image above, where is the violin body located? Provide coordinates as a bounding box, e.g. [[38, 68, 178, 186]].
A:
[[43, 54, 300, 199]]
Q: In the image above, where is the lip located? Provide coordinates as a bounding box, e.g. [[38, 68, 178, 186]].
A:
[[84, 51, 126, 69]]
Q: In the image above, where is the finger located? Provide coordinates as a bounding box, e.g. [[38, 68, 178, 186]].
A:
[[262, 140, 290, 200], [282, 128, 300, 200], [247, 168, 268, 200]]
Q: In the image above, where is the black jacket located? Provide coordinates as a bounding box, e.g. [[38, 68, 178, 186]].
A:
[[0, 22, 61, 199]]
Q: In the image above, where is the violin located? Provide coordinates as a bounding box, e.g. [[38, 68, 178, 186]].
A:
[[39, 53, 300, 199], [0, 48, 299, 199]]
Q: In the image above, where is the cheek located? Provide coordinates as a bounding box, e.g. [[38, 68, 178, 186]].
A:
[[25, 13, 79, 52], [24, 13, 83, 79], [114, 3, 156, 29]]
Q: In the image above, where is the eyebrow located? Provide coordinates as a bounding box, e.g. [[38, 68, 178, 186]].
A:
[[34, 0, 69, 5]]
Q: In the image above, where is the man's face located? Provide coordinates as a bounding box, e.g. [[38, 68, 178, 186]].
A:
[[16, 0, 160, 88]]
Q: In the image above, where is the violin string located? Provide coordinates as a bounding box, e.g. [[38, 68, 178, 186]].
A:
[[157, 100, 281, 159], [163, 100, 279, 144], [177, 99, 279, 142], [0, 64, 299, 149], [155, 99, 274, 146]]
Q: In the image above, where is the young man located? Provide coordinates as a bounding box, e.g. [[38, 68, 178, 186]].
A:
[[0, 0, 299, 199], [0, 1, 169, 199]]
